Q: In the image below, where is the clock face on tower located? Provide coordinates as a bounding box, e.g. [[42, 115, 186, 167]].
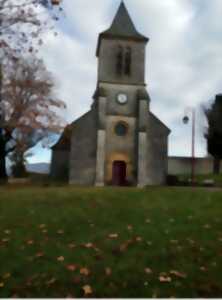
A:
[[117, 93, 128, 104]]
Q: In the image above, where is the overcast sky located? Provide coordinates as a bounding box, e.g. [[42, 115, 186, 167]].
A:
[[30, 0, 222, 163]]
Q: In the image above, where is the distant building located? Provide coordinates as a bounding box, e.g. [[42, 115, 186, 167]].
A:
[[51, 2, 170, 186]]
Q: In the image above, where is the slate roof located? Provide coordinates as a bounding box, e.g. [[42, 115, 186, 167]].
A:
[[150, 112, 171, 135], [96, 2, 149, 56], [51, 112, 91, 151], [51, 125, 72, 151]]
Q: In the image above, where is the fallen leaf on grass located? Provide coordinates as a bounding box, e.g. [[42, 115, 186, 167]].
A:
[[42, 229, 48, 234], [159, 273, 172, 282], [108, 233, 118, 239], [170, 239, 178, 244], [35, 252, 44, 258], [112, 247, 122, 256], [11, 293, 19, 298], [145, 268, 153, 274], [203, 224, 211, 229], [82, 285, 93, 296], [200, 266, 207, 272], [46, 278, 56, 285], [0, 282, 4, 288], [4, 230, 11, 234], [84, 243, 94, 249], [57, 256, 65, 262], [80, 267, 90, 276], [187, 238, 195, 245], [26, 240, 34, 245], [93, 253, 104, 261], [3, 273, 11, 279], [145, 219, 151, 224], [57, 230, 64, 234], [27, 256, 34, 262], [68, 243, 76, 249], [66, 264, 77, 272], [73, 276, 81, 284], [119, 242, 128, 253], [105, 267, 112, 276], [177, 245, 183, 251], [127, 225, 133, 230], [94, 247, 101, 253], [2, 238, 10, 243], [135, 236, 143, 242], [170, 270, 187, 279], [146, 241, 153, 246], [39, 224, 46, 229], [26, 279, 33, 287]]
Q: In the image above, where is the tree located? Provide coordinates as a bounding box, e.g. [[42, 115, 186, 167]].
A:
[[204, 94, 222, 174], [0, 0, 62, 53], [0, 0, 63, 181], [1, 54, 66, 179]]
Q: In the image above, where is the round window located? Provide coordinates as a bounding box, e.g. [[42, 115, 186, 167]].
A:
[[114, 122, 128, 136]]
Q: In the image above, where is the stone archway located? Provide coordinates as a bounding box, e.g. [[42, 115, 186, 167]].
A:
[[106, 153, 132, 185], [112, 160, 127, 186]]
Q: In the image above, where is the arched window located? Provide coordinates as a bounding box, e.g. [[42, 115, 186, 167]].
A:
[[125, 47, 132, 76], [114, 121, 128, 136], [116, 46, 123, 76]]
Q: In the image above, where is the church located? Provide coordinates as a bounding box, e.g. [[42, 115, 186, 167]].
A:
[[51, 2, 171, 186]]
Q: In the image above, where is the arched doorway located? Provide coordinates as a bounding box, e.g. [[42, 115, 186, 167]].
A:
[[112, 161, 127, 186]]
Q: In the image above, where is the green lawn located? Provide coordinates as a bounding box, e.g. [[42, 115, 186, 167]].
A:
[[0, 186, 222, 298]]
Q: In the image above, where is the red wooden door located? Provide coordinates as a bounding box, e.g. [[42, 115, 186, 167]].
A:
[[112, 161, 126, 186]]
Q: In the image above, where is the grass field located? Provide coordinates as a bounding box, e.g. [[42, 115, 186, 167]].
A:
[[0, 186, 222, 298]]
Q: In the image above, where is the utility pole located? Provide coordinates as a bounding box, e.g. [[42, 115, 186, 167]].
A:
[[183, 108, 196, 186]]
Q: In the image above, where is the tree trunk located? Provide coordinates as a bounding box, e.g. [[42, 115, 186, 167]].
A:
[[213, 157, 220, 174], [0, 137, 7, 183]]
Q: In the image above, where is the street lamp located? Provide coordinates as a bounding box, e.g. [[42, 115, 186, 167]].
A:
[[183, 107, 196, 185]]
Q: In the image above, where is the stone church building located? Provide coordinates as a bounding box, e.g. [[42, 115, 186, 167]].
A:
[[51, 2, 170, 186]]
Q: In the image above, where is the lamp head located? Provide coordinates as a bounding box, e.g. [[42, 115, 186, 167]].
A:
[[183, 115, 189, 124]]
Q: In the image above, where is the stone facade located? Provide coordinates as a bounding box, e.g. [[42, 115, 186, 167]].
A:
[[69, 111, 97, 185], [50, 2, 170, 186]]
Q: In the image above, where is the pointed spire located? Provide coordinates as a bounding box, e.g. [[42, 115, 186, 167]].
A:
[[104, 2, 148, 40], [105, 2, 144, 39], [96, 2, 148, 56]]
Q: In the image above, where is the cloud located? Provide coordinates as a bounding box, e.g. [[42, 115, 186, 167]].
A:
[[31, 0, 222, 163]]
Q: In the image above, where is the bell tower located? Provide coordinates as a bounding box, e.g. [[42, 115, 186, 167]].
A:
[[94, 2, 152, 187], [96, 2, 149, 85]]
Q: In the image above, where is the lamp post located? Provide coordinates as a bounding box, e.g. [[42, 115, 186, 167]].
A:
[[183, 108, 196, 185]]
